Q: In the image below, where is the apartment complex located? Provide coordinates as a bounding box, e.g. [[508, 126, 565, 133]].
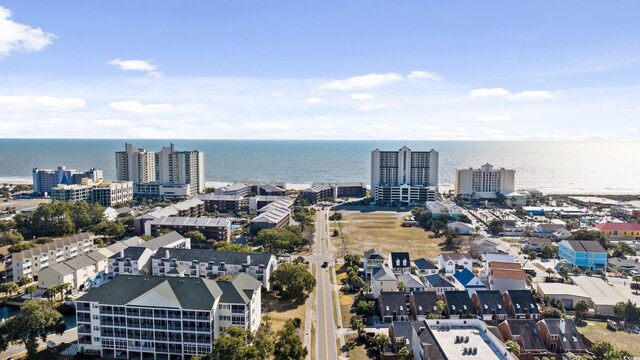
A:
[[455, 163, 515, 199], [75, 274, 262, 359], [32, 166, 103, 195], [146, 217, 232, 241], [7, 233, 95, 282], [116, 143, 205, 198], [151, 247, 278, 290], [133, 199, 205, 234], [51, 180, 134, 207], [249, 198, 293, 231], [371, 146, 439, 206], [301, 183, 368, 204]]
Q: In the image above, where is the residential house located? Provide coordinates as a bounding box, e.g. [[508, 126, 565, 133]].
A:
[[363, 248, 385, 280], [535, 223, 565, 237], [488, 262, 527, 293], [424, 274, 456, 295], [443, 291, 473, 319], [388, 321, 417, 355], [503, 290, 540, 320], [537, 318, 589, 354], [558, 240, 607, 273], [498, 319, 548, 358], [371, 265, 397, 297], [412, 258, 439, 276], [447, 221, 475, 235], [396, 273, 426, 294], [389, 252, 411, 275], [552, 228, 572, 241], [452, 268, 487, 295], [594, 222, 640, 239], [471, 290, 507, 322], [425, 200, 463, 219], [437, 253, 472, 275], [469, 237, 508, 258], [379, 291, 409, 323], [608, 257, 640, 275], [409, 291, 440, 320], [521, 238, 552, 252]]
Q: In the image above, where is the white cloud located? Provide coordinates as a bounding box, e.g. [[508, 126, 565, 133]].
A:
[[417, 125, 442, 131], [306, 97, 325, 104], [406, 70, 443, 81], [468, 88, 511, 98], [108, 100, 173, 114], [95, 119, 134, 127], [474, 115, 512, 123], [534, 78, 544, 83], [246, 121, 291, 131], [319, 73, 402, 90], [0, 95, 85, 111], [356, 102, 391, 111], [452, 127, 467, 132], [0, 6, 55, 58], [350, 93, 376, 100], [468, 87, 557, 101], [109, 58, 162, 77]]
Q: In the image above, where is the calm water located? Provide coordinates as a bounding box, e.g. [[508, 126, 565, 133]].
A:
[[0, 139, 639, 194], [0, 304, 77, 328]]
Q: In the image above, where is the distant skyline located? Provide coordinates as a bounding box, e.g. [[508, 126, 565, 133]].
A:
[[1, 1, 639, 140]]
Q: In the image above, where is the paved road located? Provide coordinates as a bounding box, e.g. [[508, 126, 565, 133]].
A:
[[314, 208, 339, 360], [0, 328, 77, 360]]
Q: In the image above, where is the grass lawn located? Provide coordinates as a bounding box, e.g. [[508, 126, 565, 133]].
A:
[[263, 291, 307, 333], [329, 210, 444, 261], [344, 334, 371, 360], [336, 264, 357, 326], [579, 320, 640, 357]]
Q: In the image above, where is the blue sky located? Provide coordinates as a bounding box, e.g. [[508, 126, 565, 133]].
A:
[[1, 1, 639, 139]]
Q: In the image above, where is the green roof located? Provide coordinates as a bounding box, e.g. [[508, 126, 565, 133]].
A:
[[77, 275, 223, 310]]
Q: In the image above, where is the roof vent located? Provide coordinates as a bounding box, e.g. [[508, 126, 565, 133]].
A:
[[452, 305, 456, 311], [484, 304, 488, 309], [418, 306, 423, 311], [516, 304, 521, 309], [400, 306, 403, 311], [386, 306, 389, 311]]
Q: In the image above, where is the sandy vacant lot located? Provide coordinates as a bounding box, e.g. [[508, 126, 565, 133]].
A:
[[329, 210, 444, 262], [579, 320, 640, 357], [1, 198, 50, 213]]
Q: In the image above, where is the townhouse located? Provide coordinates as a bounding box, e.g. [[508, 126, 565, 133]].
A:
[[442, 291, 474, 319], [503, 289, 540, 320], [146, 217, 232, 242], [379, 291, 409, 323], [38, 252, 108, 290], [471, 290, 507, 322], [363, 248, 385, 280], [389, 252, 411, 275], [498, 319, 548, 359], [409, 291, 440, 320]]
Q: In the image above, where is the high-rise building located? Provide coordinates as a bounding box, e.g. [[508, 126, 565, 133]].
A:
[[454, 163, 515, 199], [51, 180, 134, 207], [32, 166, 103, 195], [370, 146, 439, 205], [116, 143, 205, 197]]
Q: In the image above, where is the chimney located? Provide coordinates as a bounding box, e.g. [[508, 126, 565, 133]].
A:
[[246, 255, 250, 264], [120, 250, 124, 258], [138, 238, 142, 245], [165, 250, 170, 259]]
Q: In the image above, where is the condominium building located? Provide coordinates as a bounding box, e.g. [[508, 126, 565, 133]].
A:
[[108, 232, 191, 277], [75, 274, 262, 359], [51, 180, 134, 207], [455, 163, 515, 199], [196, 194, 248, 213], [371, 146, 439, 206], [249, 199, 293, 231], [32, 166, 103, 195], [301, 184, 333, 204], [38, 252, 109, 290], [146, 217, 232, 242], [134, 183, 193, 200], [133, 199, 205, 234], [151, 247, 278, 290], [116, 143, 205, 198], [7, 233, 95, 282]]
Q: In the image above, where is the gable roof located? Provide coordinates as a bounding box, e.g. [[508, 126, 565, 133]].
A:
[[77, 275, 223, 310], [502, 319, 546, 351], [491, 268, 527, 281], [453, 268, 477, 286], [364, 248, 384, 260], [372, 265, 397, 281], [474, 290, 506, 315], [505, 290, 539, 314], [109, 246, 148, 261], [594, 222, 640, 231], [397, 273, 425, 289], [439, 253, 471, 262], [539, 318, 587, 351], [443, 291, 473, 314], [410, 291, 439, 316], [390, 321, 414, 344], [390, 252, 411, 268], [413, 258, 438, 270], [488, 261, 522, 271], [562, 240, 606, 253], [153, 247, 275, 267], [424, 274, 454, 288], [379, 291, 408, 317]]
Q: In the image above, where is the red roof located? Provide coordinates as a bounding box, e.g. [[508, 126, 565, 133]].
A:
[[594, 222, 640, 231]]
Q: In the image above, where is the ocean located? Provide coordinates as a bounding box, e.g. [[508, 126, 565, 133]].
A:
[[0, 139, 638, 195]]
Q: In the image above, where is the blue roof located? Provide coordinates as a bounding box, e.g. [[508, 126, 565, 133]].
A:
[[453, 268, 476, 286], [425, 274, 454, 288]]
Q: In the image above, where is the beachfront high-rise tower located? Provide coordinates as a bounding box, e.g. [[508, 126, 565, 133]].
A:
[[454, 163, 515, 199], [116, 143, 205, 198], [371, 146, 439, 205]]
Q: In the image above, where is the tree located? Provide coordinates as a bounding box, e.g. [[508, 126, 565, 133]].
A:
[[254, 316, 275, 359], [545, 268, 555, 280], [572, 267, 582, 276], [591, 341, 615, 360], [270, 263, 316, 301], [633, 275, 640, 295], [343, 254, 361, 269], [585, 269, 593, 277], [559, 266, 570, 281], [505, 340, 521, 356], [212, 242, 254, 253], [350, 314, 365, 332], [254, 228, 308, 254], [24, 284, 38, 299], [397, 281, 406, 292], [0, 300, 66, 360], [274, 318, 307, 360], [185, 230, 207, 243], [355, 300, 375, 315], [488, 219, 504, 235], [18, 276, 33, 287], [0, 282, 19, 297], [398, 347, 412, 360], [0, 230, 24, 246], [574, 300, 589, 322], [541, 243, 557, 259], [612, 242, 636, 257], [435, 300, 446, 316], [613, 300, 638, 322], [432, 220, 447, 236], [371, 334, 391, 354], [211, 327, 258, 360], [92, 221, 125, 239], [542, 307, 564, 318], [329, 212, 343, 221]]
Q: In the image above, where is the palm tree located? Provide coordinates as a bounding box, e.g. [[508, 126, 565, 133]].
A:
[[545, 268, 554, 280], [633, 276, 640, 295], [24, 284, 38, 299], [585, 269, 593, 277], [397, 281, 406, 292], [559, 266, 569, 281], [435, 300, 446, 317]]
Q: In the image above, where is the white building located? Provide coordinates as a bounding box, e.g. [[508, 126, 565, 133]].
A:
[[75, 274, 262, 359], [249, 198, 293, 230], [51, 179, 134, 208], [426, 200, 464, 219], [151, 248, 278, 290], [447, 221, 475, 235], [32, 166, 103, 196], [371, 265, 397, 297], [108, 232, 191, 277], [371, 146, 439, 206], [38, 252, 108, 290], [454, 163, 515, 199], [437, 253, 472, 275], [8, 233, 95, 282], [116, 143, 205, 197]]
